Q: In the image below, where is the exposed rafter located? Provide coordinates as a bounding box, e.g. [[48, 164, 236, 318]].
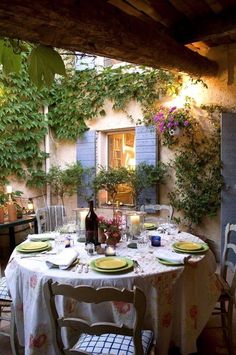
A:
[[0, 0, 218, 77], [175, 9, 236, 44]]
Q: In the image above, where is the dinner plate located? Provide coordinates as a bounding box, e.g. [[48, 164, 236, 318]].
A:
[[173, 242, 203, 251], [144, 223, 157, 230], [90, 258, 133, 274], [157, 257, 184, 266], [173, 243, 209, 254], [94, 257, 127, 270], [16, 241, 51, 253]]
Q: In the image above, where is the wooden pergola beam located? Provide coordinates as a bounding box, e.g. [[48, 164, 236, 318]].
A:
[[0, 0, 218, 77], [176, 9, 236, 44]]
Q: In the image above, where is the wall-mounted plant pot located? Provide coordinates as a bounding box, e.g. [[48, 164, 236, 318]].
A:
[[169, 127, 181, 136]]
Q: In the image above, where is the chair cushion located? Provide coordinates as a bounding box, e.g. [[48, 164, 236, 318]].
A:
[[74, 330, 153, 355], [0, 277, 11, 301]]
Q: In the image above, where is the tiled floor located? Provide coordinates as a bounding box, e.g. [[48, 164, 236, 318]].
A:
[[1, 256, 235, 355], [0, 309, 235, 355]]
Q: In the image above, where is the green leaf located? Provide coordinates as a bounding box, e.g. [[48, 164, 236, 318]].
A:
[[0, 40, 21, 75], [28, 45, 66, 88]]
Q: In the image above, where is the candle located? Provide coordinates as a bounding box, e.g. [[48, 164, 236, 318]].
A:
[[105, 245, 116, 256], [6, 185, 12, 194], [130, 215, 140, 236], [80, 210, 87, 230]]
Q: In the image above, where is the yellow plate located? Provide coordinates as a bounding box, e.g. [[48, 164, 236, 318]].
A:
[[19, 241, 49, 250], [94, 257, 127, 270], [144, 223, 157, 230], [173, 241, 203, 251]]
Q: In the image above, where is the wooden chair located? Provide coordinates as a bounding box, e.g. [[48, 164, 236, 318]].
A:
[[140, 204, 173, 220], [36, 205, 66, 233], [213, 223, 236, 354], [0, 274, 19, 355], [44, 280, 154, 355]]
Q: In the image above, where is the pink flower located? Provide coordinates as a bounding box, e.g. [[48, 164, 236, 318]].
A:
[[169, 106, 177, 113], [30, 274, 38, 289], [184, 120, 189, 126]]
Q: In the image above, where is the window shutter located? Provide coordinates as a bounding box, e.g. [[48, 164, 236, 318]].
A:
[[221, 113, 236, 262], [77, 130, 96, 207], [135, 125, 158, 205]]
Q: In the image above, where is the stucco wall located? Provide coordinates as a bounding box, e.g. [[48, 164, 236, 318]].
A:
[[7, 44, 236, 252]]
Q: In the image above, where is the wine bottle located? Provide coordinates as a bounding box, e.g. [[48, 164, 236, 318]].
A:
[[85, 200, 99, 245]]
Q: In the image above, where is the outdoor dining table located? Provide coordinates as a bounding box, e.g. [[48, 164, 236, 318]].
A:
[[5, 231, 220, 355]]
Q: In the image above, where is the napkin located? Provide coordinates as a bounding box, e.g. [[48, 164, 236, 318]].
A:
[[155, 250, 190, 264], [46, 248, 78, 270], [28, 233, 56, 241]]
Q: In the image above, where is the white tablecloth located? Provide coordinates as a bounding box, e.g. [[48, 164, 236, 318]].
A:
[[5, 232, 220, 355]]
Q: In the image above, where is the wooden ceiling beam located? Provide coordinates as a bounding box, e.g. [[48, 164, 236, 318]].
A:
[[176, 9, 236, 44], [0, 0, 218, 77]]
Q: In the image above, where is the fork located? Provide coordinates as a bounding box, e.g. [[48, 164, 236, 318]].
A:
[[133, 260, 144, 273]]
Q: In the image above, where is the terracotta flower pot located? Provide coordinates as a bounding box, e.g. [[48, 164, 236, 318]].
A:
[[0, 206, 4, 223], [7, 202, 17, 222]]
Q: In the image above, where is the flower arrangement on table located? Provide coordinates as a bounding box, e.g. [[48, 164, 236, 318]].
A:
[[153, 106, 192, 147], [98, 216, 122, 245]]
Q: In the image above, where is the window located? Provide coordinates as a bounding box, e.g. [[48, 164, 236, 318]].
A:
[[108, 131, 135, 205]]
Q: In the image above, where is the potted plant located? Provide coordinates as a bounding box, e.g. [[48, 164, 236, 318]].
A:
[[93, 166, 128, 214], [97, 215, 122, 245], [46, 162, 84, 206], [0, 191, 7, 223], [127, 162, 168, 209]]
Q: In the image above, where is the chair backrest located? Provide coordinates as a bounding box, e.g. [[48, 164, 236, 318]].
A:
[[36, 205, 66, 233], [221, 223, 236, 297], [44, 280, 147, 355], [140, 204, 173, 220]]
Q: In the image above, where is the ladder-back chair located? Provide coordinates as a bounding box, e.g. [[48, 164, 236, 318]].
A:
[[140, 204, 173, 221], [44, 280, 154, 355], [213, 223, 236, 354], [0, 270, 19, 355], [36, 205, 66, 233]]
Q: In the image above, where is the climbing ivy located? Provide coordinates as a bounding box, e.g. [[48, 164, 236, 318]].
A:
[[0, 61, 47, 184], [47, 65, 180, 140], [168, 105, 224, 229], [0, 57, 180, 183]]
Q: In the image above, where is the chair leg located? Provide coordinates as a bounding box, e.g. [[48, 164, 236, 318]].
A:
[[10, 303, 19, 355], [226, 301, 234, 355]]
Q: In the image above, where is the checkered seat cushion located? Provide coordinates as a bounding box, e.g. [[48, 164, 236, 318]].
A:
[[74, 330, 153, 355], [0, 277, 11, 301]]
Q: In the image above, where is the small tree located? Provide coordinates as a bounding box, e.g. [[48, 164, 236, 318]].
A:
[[127, 162, 168, 209], [93, 166, 128, 213], [46, 162, 84, 206]]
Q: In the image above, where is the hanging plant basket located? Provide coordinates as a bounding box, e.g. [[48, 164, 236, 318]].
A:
[[153, 106, 192, 148], [169, 126, 182, 136]]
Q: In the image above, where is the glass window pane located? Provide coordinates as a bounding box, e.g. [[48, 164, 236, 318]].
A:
[[107, 131, 135, 205]]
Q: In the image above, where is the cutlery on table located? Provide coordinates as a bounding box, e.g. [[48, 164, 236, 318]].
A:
[[133, 260, 144, 273]]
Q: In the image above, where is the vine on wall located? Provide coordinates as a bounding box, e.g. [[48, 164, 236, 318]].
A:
[[0, 60, 180, 183], [0, 65, 48, 185], [47, 65, 180, 140], [168, 105, 224, 229]]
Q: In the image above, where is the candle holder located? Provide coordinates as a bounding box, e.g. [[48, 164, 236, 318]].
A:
[[105, 245, 116, 256], [75, 208, 89, 241], [125, 211, 146, 237], [151, 235, 161, 247]]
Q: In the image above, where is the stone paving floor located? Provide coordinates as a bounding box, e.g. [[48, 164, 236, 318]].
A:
[[0, 309, 235, 355]]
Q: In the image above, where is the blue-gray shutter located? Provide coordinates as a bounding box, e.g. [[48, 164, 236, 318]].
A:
[[221, 113, 236, 263], [77, 130, 96, 207], [135, 125, 158, 205]]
